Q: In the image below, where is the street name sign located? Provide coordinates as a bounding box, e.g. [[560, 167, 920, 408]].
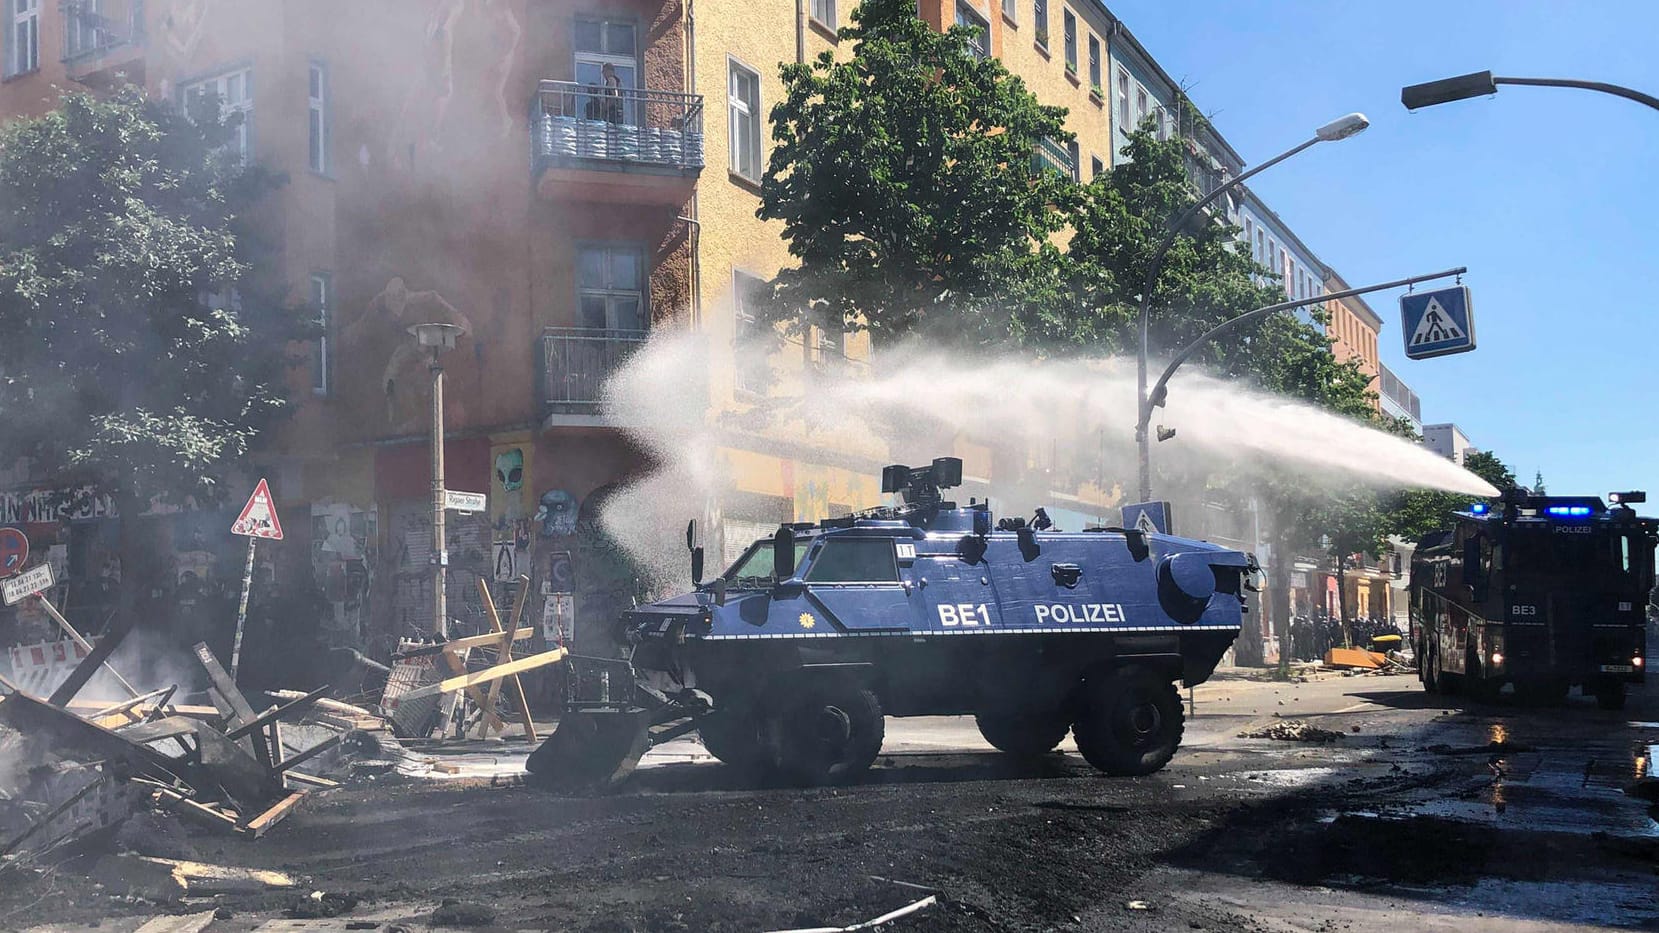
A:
[[1121, 500, 1173, 535], [0, 527, 27, 578], [3, 562, 53, 606], [1401, 285, 1476, 360], [444, 490, 487, 514], [231, 478, 285, 540]]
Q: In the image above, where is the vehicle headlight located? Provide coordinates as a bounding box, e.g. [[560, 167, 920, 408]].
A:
[[1490, 651, 1504, 666], [1635, 656, 1645, 668]]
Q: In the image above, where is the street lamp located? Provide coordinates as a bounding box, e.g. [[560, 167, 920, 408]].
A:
[[410, 321, 463, 638], [1135, 112, 1369, 503], [1402, 71, 1659, 113]]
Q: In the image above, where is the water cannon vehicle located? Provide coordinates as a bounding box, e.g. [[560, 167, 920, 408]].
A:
[[527, 457, 1256, 790], [1411, 489, 1655, 708]]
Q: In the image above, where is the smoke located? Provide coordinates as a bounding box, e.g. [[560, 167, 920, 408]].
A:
[[598, 329, 1497, 590]]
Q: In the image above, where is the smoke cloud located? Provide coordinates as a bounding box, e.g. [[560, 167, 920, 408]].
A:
[[601, 328, 1495, 592]]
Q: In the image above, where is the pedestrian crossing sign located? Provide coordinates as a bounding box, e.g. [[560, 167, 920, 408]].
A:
[[1400, 285, 1476, 360]]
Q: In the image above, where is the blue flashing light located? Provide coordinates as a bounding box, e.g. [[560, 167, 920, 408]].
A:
[[1468, 503, 1489, 515], [1545, 505, 1592, 518]]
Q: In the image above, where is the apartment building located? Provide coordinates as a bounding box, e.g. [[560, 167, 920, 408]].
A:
[[0, 0, 1416, 662], [1321, 269, 1383, 410], [1378, 363, 1423, 434]]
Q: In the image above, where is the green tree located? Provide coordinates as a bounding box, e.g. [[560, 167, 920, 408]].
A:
[[0, 88, 308, 623], [758, 0, 1076, 348]]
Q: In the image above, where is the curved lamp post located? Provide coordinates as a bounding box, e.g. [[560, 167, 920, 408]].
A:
[[1135, 112, 1369, 502], [1403, 71, 1659, 114]]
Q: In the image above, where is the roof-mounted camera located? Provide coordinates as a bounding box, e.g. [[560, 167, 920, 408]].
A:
[[881, 457, 963, 517]]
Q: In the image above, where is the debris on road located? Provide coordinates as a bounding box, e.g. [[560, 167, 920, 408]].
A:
[[1239, 720, 1346, 743], [92, 853, 298, 900], [765, 894, 938, 933], [431, 898, 497, 927]]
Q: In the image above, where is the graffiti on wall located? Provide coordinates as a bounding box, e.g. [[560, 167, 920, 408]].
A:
[[337, 278, 474, 435], [535, 489, 579, 538], [311, 503, 378, 648]]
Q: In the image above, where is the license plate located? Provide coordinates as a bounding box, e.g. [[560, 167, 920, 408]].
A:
[[1600, 664, 1634, 673]]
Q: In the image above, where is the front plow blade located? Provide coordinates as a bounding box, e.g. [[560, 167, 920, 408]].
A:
[[524, 709, 650, 794]]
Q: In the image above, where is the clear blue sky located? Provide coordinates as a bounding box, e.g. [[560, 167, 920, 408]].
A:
[[1102, 0, 1657, 499]]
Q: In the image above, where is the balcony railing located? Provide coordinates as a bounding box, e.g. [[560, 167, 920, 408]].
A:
[[540, 327, 648, 413], [534, 80, 704, 174], [60, 0, 144, 67]]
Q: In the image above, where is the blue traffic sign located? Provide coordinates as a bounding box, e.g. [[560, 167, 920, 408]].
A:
[[1121, 501, 1173, 535], [0, 527, 27, 579], [1401, 285, 1476, 360]]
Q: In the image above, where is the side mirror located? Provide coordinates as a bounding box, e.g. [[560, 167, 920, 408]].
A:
[[685, 519, 696, 551], [691, 546, 705, 586], [713, 576, 727, 607], [773, 526, 797, 579]]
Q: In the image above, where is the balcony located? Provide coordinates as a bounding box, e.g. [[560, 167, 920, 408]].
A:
[[532, 80, 704, 204], [540, 327, 648, 425], [60, 0, 146, 87]]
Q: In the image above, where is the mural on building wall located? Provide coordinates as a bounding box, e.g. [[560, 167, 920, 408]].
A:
[[310, 502, 378, 649], [337, 278, 474, 435], [534, 489, 578, 538], [389, 0, 524, 174]]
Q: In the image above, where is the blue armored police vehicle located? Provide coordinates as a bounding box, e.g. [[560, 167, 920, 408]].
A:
[[527, 457, 1255, 790]]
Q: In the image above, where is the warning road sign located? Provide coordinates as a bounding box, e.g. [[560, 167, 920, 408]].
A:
[[1401, 286, 1476, 360], [0, 528, 27, 578], [231, 478, 285, 540], [1121, 500, 1173, 535]]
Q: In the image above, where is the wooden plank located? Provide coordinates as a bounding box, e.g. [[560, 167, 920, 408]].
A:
[[282, 771, 340, 789], [134, 910, 218, 933], [439, 647, 502, 734], [114, 716, 199, 745], [392, 628, 534, 659], [191, 642, 257, 722], [88, 686, 174, 722], [242, 791, 307, 838], [47, 614, 134, 707], [275, 733, 340, 774], [0, 690, 183, 779], [153, 787, 242, 833], [397, 648, 568, 702], [506, 574, 538, 743], [476, 579, 512, 738], [223, 686, 330, 741]]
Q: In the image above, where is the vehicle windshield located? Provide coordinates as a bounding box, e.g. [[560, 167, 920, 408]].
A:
[[1503, 528, 1653, 587], [723, 537, 814, 587]]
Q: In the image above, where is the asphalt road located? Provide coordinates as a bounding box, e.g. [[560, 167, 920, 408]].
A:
[[5, 668, 1656, 933]]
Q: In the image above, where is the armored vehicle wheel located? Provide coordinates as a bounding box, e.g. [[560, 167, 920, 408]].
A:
[[974, 710, 1070, 757], [1421, 641, 1440, 693], [697, 707, 769, 771], [1073, 667, 1183, 776], [764, 683, 885, 786], [1594, 681, 1627, 711]]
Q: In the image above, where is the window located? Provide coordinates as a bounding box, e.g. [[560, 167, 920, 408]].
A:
[[1066, 139, 1080, 182], [7, 0, 37, 76], [955, 2, 988, 59], [311, 274, 331, 395], [805, 538, 899, 583], [728, 58, 761, 182], [65, 0, 106, 58], [1254, 229, 1264, 264], [1090, 155, 1103, 179], [1116, 68, 1130, 134], [1033, 136, 1072, 177], [1153, 105, 1167, 139], [182, 67, 254, 161], [810, 317, 846, 370], [1033, 0, 1047, 44], [575, 18, 638, 123], [1087, 34, 1100, 89], [1062, 10, 1076, 71], [307, 62, 328, 174], [810, 0, 835, 29], [1135, 84, 1148, 129], [733, 271, 767, 395], [577, 244, 646, 331], [1244, 219, 1255, 255], [1002, 0, 1016, 20]]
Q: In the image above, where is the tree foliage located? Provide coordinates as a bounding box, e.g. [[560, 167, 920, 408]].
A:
[[758, 0, 1075, 348], [0, 88, 307, 514]]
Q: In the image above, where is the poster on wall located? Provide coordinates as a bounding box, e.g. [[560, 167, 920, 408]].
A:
[[311, 502, 378, 648]]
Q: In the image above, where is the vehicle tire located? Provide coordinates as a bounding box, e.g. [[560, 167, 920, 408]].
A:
[[697, 707, 769, 772], [974, 710, 1071, 757], [763, 682, 885, 786], [1594, 681, 1627, 711], [1423, 642, 1441, 694], [1073, 667, 1184, 776]]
